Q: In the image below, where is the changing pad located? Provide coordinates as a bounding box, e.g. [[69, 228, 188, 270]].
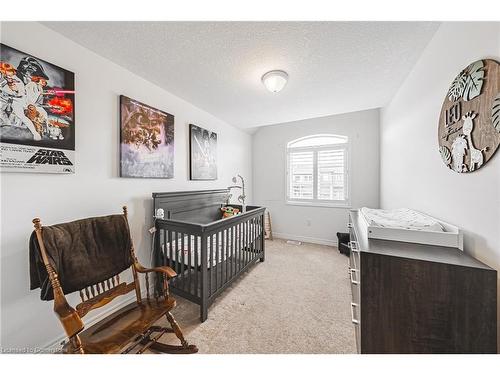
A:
[[360, 207, 445, 232]]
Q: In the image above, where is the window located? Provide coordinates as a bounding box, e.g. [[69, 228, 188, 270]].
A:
[[286, 134, 349, 207]]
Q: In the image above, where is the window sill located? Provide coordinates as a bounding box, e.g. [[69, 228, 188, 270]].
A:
[[286, 200, 351, 209]]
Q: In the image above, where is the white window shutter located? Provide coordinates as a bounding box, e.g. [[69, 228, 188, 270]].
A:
[[317, 148, 346, 201], [288, 151, 314, 199]]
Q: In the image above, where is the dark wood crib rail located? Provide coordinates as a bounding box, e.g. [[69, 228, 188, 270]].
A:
[[154, 204, 266, 322]]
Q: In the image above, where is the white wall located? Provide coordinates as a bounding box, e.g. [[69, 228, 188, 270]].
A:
[[0, 22, 252, 350], [380, 22, 500, 343], [253, 109, 380, 246]]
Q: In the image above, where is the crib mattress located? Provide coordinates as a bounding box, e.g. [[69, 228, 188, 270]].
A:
[[161, 224, 262, 268]]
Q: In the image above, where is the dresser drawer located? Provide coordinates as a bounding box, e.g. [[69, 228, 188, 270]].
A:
[[350, 300, 361, 353], [348, 223, 360, 270], [350, 273, 360, 305], [349, 241, 360, 278], [348, 218, 362, 353]]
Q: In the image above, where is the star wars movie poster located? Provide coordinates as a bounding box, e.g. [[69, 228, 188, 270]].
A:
[[120, 95, 174, 178], [0, 44, 75, 173], [189, 124, 217, 180]]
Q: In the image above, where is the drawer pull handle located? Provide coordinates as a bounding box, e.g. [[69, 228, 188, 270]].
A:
[[350, 253, 357, 270], [350, 302, 360, 325], [349, 258, 357, 271], [349, 241, 360, 253], [350, 268, 359, 285]]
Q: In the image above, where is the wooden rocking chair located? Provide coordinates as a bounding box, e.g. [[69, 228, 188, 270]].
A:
[[30, 207, 198, 354]]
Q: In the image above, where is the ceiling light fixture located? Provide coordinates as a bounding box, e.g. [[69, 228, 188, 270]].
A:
[[261, 70, 288, 93]]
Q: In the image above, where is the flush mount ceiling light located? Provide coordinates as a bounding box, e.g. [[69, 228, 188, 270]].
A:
[[261, 70, 288, 93]]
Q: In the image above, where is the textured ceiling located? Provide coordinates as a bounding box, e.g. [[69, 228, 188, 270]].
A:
[[43, 22, 440, 129]]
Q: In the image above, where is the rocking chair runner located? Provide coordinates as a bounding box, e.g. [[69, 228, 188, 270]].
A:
[[30, 206, 198, 354]]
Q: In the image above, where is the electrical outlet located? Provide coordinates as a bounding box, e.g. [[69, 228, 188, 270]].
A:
[[306, 219, 311, 226]]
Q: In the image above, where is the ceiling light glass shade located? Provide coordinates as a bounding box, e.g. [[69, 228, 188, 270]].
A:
[[261, 70, 288, 93]]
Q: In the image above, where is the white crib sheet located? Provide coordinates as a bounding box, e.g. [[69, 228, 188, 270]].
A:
[[360, 207, 444, 232], [161, 224, 262, 268]]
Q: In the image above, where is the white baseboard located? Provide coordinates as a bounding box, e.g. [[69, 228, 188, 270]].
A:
[[273, 232, 338, 247], [43, 294, 136, 351]]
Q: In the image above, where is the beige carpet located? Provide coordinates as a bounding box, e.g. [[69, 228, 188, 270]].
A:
[[158, 239, 356, 354]]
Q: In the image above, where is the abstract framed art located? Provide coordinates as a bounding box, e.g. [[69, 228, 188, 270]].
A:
[[189, 124, 217, 180], [119, 95, 174, 178]]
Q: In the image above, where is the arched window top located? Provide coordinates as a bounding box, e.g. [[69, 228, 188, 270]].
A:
[[287, 134, 348, 149]]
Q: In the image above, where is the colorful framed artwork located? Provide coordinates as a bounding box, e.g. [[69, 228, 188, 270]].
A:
[[189, 124, 217, 180], [120, 95, 174, 178], [0, 43, 76, 173]]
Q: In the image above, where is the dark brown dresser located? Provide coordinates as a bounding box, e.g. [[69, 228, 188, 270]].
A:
[[348, 209, 497, 354]]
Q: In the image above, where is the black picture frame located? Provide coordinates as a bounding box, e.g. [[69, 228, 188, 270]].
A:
[[189, 124, 217, 180]]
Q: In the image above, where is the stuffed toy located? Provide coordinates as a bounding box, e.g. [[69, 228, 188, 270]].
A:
[[221, 206, 240, 218]]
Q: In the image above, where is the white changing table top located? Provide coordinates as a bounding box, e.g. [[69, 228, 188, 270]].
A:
[[349, 210, 482, 268], [355, 208, 464, 250]]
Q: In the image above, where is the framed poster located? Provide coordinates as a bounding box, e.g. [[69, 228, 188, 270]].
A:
[[0, 43, 75, 173], [189, 124, 217, 180], [120, 95, 174, 178]]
